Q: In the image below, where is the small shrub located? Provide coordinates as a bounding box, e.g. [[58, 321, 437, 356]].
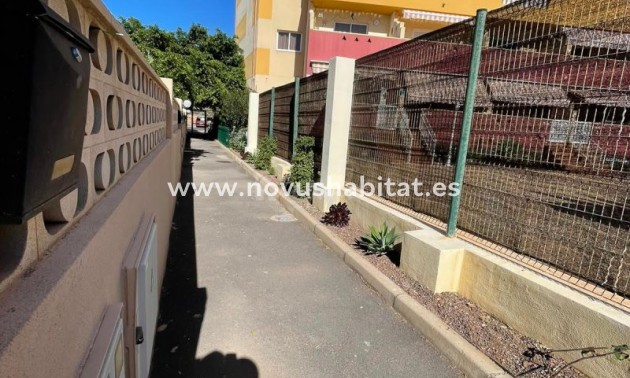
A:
[[229, 127, 247, 153], [356, 223, 399, 256], [252, 136, 277, 171], [322, 202, 351, 227], [294, 135, 315, 152], [288, 136, 315, 197]]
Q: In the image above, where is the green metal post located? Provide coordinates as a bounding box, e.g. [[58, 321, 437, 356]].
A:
[[269, 87, 275, 138], [446, 9, 487, 237], [292, 78, 300, 159]]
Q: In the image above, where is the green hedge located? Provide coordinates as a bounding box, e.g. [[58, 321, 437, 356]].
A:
[[218, 125, 231, 146]]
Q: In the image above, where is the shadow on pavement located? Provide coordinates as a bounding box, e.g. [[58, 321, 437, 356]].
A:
[[186, 126, 218, 142], [150, 147, 258, 377], [196, 351, 258, 378]]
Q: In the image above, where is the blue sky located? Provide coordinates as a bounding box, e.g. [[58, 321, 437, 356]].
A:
[[103, 0, 235, 35]]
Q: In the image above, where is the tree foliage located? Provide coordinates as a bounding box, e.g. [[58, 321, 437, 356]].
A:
[[119, 18, 247, 112], [217, 88, 249, 129]]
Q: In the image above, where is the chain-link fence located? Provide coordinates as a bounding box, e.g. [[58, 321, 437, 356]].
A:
[[347, 0, 630, 305]]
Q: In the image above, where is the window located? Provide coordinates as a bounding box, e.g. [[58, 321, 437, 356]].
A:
[[334, 22, 368, 34], [277, 31, 302, 51], [549, 120, 592, 145]]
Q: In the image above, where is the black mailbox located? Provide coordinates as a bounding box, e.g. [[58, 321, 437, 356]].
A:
[[0, 1, 95, 224]]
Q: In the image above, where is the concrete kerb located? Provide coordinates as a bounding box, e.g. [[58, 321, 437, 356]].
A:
[[218, 144, 509, 378], [394, 294, 510, 378], [279, 195, 318, 234], [313, 223, 349, 260], [343, 250, 406, 306], [221, 147, 275, 190]]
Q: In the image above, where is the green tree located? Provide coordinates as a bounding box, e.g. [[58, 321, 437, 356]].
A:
[[119, 18, 246, 112], [217, 88, 249, 129]]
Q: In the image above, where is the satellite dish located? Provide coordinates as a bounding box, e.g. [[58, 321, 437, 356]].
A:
[[183, 100, 192, 109]]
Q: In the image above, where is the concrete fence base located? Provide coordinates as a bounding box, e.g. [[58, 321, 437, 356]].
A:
[[270, 157, 292, 181], [342, 192, 630, 378]]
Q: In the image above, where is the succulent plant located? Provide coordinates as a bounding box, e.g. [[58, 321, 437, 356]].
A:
[[357, 223, 399, 256], [322, 202, 352, 227]]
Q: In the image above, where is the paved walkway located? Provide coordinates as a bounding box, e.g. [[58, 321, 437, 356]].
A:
[[152, 139, 461, 378]]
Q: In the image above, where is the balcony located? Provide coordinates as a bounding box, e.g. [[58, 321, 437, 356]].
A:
[[310, 0, 503, 16], [306, 29, 405, 75]]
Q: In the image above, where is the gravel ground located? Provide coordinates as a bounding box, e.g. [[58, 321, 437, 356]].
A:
[[292, 197, 587, 378]]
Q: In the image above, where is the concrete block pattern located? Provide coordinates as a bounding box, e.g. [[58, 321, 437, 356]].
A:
[[0, 2, 187, 376]]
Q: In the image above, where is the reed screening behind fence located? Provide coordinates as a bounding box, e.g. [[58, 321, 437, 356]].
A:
[[271, 84, 295, 161], [257, 72, 329, 175], [258, 90, 271, 141], [298, 72, 328, 175]]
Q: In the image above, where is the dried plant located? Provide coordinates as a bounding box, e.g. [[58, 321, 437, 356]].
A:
[[519, 344, 628, 377]]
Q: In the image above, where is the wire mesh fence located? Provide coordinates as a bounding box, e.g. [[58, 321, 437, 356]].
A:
[[347, 0, 630, 303], [347, 21, 477, 223]]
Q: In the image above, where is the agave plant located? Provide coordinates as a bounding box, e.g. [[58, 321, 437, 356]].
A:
[[357, 223, 399, 256], [322, 202, 351, 227]]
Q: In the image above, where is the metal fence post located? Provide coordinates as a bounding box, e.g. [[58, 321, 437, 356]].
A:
[[269, 87, 275, 138], [446, 9, 487, 237], [292, 78, 300, 159]]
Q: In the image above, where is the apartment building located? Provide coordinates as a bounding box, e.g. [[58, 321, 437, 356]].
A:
[[235, 0, 506, 92]]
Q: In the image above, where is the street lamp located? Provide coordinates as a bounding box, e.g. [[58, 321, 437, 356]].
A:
[[183, 100, 192, 132]]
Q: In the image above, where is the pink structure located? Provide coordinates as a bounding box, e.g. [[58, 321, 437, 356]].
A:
[[305, 30, 406, 75]]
